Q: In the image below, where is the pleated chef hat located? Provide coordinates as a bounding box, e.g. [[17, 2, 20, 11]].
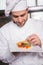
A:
[[5, 0, 28, 16]]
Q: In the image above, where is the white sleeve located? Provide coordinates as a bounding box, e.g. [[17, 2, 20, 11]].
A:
[[40, 24, 43, 50], [40, 22, 43, 49], [41, 35, 43, 50], [0, 31, 15, 64]]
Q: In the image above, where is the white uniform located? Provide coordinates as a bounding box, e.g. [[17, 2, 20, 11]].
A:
[[0, 18, 43, 65]]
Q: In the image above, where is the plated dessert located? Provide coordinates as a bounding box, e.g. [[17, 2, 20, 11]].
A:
[[17, 40, 31, 49]]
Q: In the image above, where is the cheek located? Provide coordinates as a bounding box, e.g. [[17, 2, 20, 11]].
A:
[[23, 15, 28, 21], [12, 17, 18, 22]]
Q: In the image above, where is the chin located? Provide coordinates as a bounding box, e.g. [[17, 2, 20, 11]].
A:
[[17, 25, 24, 27], [17, 23, 25, 27]]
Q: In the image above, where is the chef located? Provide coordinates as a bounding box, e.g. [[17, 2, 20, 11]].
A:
[[0, 0, 43, 65]]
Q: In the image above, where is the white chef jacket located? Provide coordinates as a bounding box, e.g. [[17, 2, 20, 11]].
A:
[[0, 17, 43, 65], [9, 52, 43, 65]]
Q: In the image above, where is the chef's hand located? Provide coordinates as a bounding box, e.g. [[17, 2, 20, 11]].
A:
[[26, 34, 41, 47]]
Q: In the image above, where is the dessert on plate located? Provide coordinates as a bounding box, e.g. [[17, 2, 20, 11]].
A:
[[17, 40, 31, 49]]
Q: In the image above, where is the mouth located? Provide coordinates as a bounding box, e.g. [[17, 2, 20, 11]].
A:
[[16, 20, 26, 27]]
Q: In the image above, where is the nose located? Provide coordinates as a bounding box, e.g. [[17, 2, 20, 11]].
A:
[[18, 16, 22, 23]]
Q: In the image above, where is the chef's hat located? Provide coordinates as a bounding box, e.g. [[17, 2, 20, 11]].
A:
[[5, 0, 28, 16]]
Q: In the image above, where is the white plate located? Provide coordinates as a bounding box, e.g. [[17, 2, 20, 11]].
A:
[[11, 46, 43, 52]]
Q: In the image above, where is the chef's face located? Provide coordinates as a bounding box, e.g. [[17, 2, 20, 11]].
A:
[[11, 9, 28, 27]]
